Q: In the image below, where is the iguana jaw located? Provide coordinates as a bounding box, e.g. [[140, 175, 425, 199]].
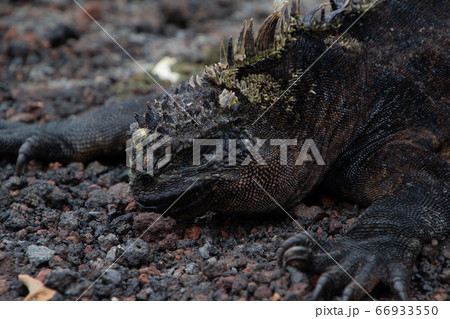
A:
[[130, 171, 216, 216]]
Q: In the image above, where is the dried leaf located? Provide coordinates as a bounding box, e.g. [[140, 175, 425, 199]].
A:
[[18, 274, 56, 301]]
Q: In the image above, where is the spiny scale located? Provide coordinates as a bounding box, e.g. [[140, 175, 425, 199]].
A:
[[274, 2, 290, 43], [196, 1, 379, 94], [134, 112, 146, 128], [291, 0, 300, 16], [195, 75, 202, 87], [220, 40, 227, 64], [302, 3, 329, 27], [217, 0, 379, 69], [235, 20, 247, 63], [227, 37, 235, 67], [245, 19, 256, 60], [189, 75, 196, 88], [273, 0, 286, 11], [226, 0, 298, 70]]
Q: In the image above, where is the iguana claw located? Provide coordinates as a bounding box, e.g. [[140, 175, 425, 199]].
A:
[[282, 246, 313, 270], [279, 231, 415, 300], [16, 153, 27, 175]]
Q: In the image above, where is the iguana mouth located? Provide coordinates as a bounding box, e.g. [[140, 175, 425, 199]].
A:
[[130, 172, 217, 215], [135, 187, 204, 215]]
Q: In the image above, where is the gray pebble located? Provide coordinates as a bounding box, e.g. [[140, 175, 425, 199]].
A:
[[103, 269, 122, 286], [244, 243, 264, 256], [199, 242, 218, 259], [86, 189, 113, 208], [106, 247, 118, 262], [122, 239, 150, 267], [4, 211, 28, 231], [26, 245, 55, 266], [59, 211, 79, 231], [99, 233, 119, 252], [185, 262, 199, 275]]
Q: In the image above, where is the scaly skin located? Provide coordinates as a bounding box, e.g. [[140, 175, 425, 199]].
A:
[[1, 96, 152, 173], [1, 0, 449, 300]]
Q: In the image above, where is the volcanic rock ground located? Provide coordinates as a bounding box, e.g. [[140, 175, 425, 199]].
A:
[[0, 0, 448, 301]]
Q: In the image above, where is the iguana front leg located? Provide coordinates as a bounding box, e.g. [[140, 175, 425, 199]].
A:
[[279, 137, 450, 300], [0, 96, 152, 173], [0, 120, 40, 158]]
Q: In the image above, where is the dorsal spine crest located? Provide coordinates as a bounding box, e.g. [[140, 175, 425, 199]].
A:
[[201, 0, 379, 86]]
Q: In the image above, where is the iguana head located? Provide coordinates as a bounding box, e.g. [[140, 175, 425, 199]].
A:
[[127, 70, 302, 216], [127, 76, 244, 216], [127, 72, 286, 216], [128, 0, 369, 215]]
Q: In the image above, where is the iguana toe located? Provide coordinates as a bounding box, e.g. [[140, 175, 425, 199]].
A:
[[16, 136, 48, 175], [389, 263, 410, 301], [15, 153, 27, 175], [281, 246, 312, 270], [279, 233, 414, 300], [279, 232, 343, 272], [340, 257, 380, 300], [15, 134, 70, 175]]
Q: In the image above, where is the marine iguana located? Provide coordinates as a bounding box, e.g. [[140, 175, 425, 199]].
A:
[[1, 0, 449, 300]]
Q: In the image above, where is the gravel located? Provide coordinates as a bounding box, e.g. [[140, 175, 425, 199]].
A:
[[26, 245, 55, 266], [4, 210, 29, 231], [103, 269, 122, 286], [199, 242, 218, 260], [122, 239, 150, 267]]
